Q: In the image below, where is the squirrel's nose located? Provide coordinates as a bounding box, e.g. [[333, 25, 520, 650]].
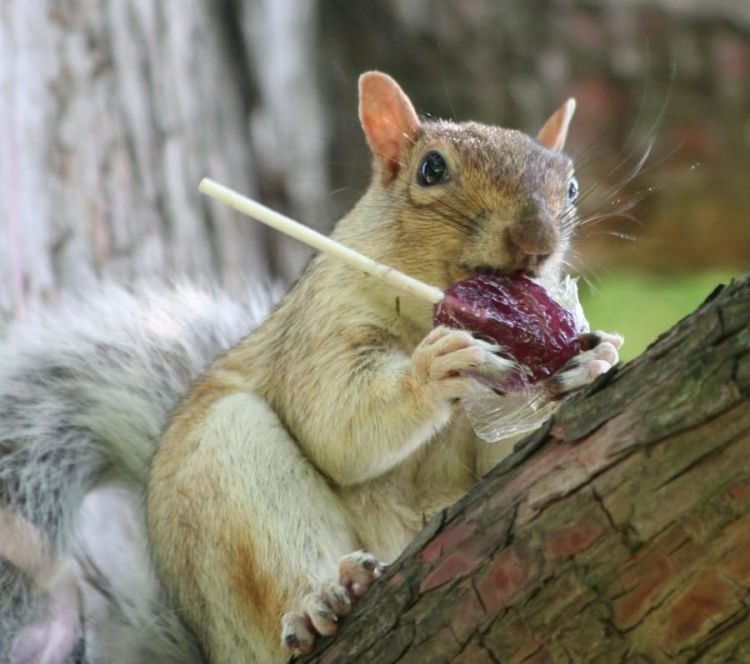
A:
[[506, 244, 550, 274], [505, 195, 559, 274], [506, 223, 557, 274]]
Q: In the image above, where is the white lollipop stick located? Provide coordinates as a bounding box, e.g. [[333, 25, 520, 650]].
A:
[[199, 178, 445, 305]]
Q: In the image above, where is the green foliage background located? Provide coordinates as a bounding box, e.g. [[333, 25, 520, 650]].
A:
[[581, 270, 741, 363]]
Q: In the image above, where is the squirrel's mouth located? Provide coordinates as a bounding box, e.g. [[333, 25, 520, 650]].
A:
[[459, 262, 541, 280], [472, 264, 505, 275]]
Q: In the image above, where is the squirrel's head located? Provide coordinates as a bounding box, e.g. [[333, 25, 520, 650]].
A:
[[354, 71, 578, 291]]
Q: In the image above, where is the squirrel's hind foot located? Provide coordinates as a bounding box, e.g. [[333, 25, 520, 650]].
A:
[[281, 550, 384, 656]]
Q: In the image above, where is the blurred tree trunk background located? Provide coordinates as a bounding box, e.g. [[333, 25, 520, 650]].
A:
[[1, 0, 748, 319]]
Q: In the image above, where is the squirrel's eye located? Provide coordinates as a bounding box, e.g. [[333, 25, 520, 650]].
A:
[[568, 177, 579, 202], [417, 151, 449, 186]]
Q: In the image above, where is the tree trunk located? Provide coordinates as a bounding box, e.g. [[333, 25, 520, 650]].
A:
[[0, 1, 328, 320], [303, 272, 750, 663]]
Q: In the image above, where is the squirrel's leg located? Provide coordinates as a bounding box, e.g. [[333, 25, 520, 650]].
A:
[[148, 391, 370, 662]]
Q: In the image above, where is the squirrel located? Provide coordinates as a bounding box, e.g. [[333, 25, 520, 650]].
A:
[[149, 71, 621, 661], [0, 72, 621, 662]]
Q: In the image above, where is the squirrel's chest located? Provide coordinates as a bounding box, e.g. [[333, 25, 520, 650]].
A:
[[388, 414, 480, 512], [343, 419, 479, 559], [416, 412, 480, 492]]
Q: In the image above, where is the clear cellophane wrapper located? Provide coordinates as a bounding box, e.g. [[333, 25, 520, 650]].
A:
[[463, 275, 589, 443]]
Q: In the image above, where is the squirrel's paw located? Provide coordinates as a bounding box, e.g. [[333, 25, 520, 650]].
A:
[[280, 550, 384, 657], [281, 582, 349, 656], [547, 331, 623, 398], [411, 326, 515, 402], [338, 550, 385, 598]]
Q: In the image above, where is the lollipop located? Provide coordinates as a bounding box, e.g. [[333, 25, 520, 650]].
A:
[[434, 273, 582, 389], [198, 179, 582, 392]]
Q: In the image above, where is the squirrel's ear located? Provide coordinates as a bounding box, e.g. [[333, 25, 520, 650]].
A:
[[359, 72, 421, 179], [537, 98, 576, 152]]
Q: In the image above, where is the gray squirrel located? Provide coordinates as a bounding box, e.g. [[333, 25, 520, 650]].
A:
[[0, 72, 621, 662]]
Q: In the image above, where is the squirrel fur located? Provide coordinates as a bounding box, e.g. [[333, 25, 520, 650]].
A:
[[0, 283, 278, 662]]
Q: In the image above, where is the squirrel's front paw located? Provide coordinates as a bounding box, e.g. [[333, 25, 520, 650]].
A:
[[281, 551, 384, 656], [548, 331, 623, 398], [410, 326, 515, 403]]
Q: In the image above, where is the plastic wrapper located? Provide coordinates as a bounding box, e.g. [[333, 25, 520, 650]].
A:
[[435, 274, 589, 442]]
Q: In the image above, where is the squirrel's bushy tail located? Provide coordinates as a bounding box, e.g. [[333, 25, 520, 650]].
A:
[[0, 282, 278, 662]]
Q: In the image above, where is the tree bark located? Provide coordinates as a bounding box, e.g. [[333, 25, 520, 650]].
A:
[[0, 1, 328, 319], [303, 272, 750, 663]]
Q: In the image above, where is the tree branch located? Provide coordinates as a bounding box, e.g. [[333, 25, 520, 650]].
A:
[[304, 273, 750, 663]]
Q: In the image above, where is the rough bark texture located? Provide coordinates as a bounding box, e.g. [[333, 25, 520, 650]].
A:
[[303, 272, 750, 663], [0, 1, 327, 318]]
